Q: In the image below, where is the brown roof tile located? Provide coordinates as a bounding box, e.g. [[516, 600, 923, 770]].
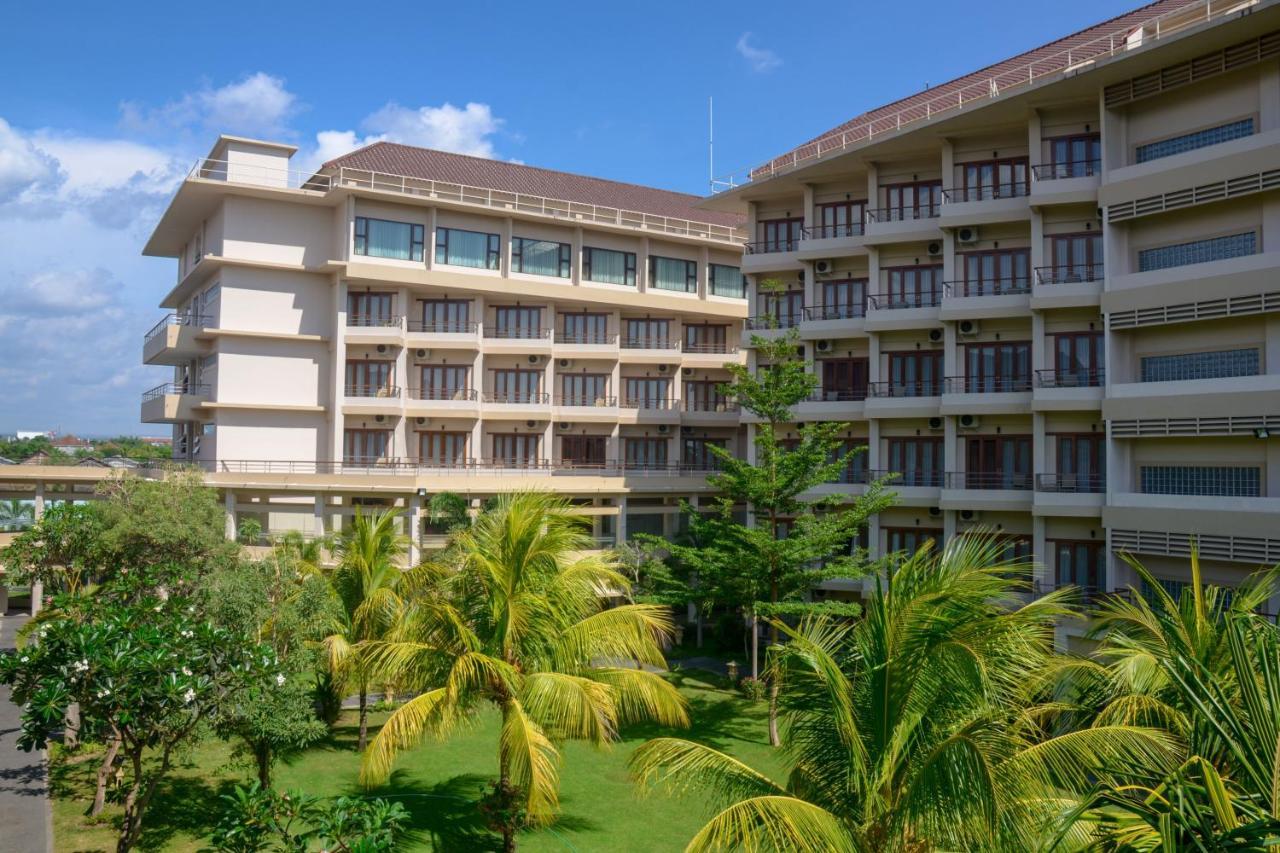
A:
[[323, 142, 743, 228]]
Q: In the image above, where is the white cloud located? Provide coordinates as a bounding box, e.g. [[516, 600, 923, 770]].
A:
[[0, 118, 64, 206], [120, 72, 300, 139], [0, 268, 122, 317], [298, 101, 506, 173], [736, 32, 782, 73]]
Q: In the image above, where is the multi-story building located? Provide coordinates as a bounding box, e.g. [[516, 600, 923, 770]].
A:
[[701, 0, 1280, 620], [137, 137, 748, 557]]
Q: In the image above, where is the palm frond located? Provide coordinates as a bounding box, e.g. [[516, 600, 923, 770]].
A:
[[589, 667, 690, 729], [359, 688, 451, 787], [501, 698, 561, 823], [521, 672, 617, 744], [630, 738, 786, 810], [685, 796, 857, 853]]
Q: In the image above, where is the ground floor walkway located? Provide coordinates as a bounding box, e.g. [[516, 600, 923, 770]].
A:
[[0, 609, 52, 853]]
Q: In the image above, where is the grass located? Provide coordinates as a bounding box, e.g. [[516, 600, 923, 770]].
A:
[[51, 671, 781, 852]]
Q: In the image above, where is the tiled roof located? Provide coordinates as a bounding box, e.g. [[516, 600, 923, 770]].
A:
[[757, 0, 1205, 176], [322, 142, 743, 228]]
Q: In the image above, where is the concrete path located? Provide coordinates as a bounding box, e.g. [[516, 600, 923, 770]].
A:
[[0, 610, 52, 853]]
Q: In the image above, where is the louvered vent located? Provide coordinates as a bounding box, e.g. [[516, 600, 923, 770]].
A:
[[1104, 30, 1280, 108], [1109, 291, 1280, 329], [1110, 415, 1280, 437], [1111, 529, 1280, 564], [1108, 169, 1280, 223]]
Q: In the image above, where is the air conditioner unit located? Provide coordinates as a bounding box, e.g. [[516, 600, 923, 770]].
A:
[[814, 259, 834, 275], [415, 348, 429, 359], [958, 414, 981, 430], [816, 340, 832, 352], [558, 358, 572, 369], [926, 241, 943, 256], [927, 417, 944, 431], [682, 367, 694, 377], [376, 344, 388, 354], [928, 506, 943, 518], [415, 417, 427, 425], [527, 354, 542, 365], [927, 328, 943, 344], [656, 424, 671, 435], [557, 422, 573, 431], [956, 226, 979, 245], [657, 364, 670, 373], [959, 509, 981, 522], [374, 414, 385, 423], [958, 320, 980, 337], [525, 419, 537, 428]]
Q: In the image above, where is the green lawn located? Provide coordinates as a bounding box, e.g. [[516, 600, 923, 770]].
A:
[[51, 670, 781, 852]]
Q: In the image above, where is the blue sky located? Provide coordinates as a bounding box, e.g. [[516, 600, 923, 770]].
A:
[[0, 0, 1139, 436]]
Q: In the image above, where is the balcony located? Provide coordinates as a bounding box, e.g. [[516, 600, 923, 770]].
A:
[[405, 387, 479, 414], [1029, 161, 1101, 205], [1033, 368, 1104, 412], [405, 319, 481, 348], [682, 340, 740, 367], [941, 376, 1033, 415], [798, 223, 867, 259], [940, 278, 1031, 320], [620, 397, 680, 424], [1034, 473, 1105, 516], [345, 314, 404, 344], [552, 329, 619, 360], [801, 303, 868, 338], [140, 382, 209, 424], [143, 313, 212, 365], [619, 336, 682, 364], [553, 394, 620, 421], [866, 469, 942, 504], [1103, 252, 1279, 320], [343, 383, 402, 415], [744, 238, 799, 255], [864, 206, 942, 244], [795, 387, 867, 419], [942, 471, 1034, 512], [1104, 373, 1280, 421], [865, 380, 943, 419], [481, 390, 552, 418], [1031, 263, 1104, 309], [483, 326, 553, 355], [939, 184, 1031, 227], [682, 397, 740, 425], [865, 291, 941, 332], [744, 314, 803, 337], [1104, 492, 1280, 542]]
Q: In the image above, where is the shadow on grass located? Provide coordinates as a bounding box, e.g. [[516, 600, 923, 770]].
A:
[[136, 773, 238, 850], [621, 670, 768, 750], [358, 772, 498, 851]]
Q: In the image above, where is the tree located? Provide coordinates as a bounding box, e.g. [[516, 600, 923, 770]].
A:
[[1, 501, 106, 596], [647, 319, 895, 743], [208, 782, 410, 852], [428, 490, 471, 534], [0, 498, 33, 531], [321, 508, 413, 752], [631, 534, 1178, 852], [0, 596, 275, 853], [359, 491, 690, 852]]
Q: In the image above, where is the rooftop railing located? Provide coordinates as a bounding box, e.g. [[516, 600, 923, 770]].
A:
[[189, 159, 746, 245], [711, 0, 1246, 190]]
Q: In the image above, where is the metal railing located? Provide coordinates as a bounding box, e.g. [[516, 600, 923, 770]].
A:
[[1031, 160, 1102, 180], [867, 291, 942, 310], [944, 376, 1034, 393], [620, 336, 681, 350], [745, 313, 803, 330], [803, 222, 865, 239], [711, 0, 1244, 189], [554, 394, 618, 407], [187, 458, 727, 478], [482, 391, 551, 404], [943, 278, 1031, 297], [144, 312, 210, 343], [867, 380, 945, 398], [189, 159, 745, 245], [1037, 473, 1106, 493], [555, 330, 618, 345], [683, 341, 738, 354], [347, 314, 403, 329], [808, 388, 869, 403], [1036, 367, 1105, 388], [345, 384, 402, 398], [946, 471, 1035, 490], [407, 387, 478, 401], [684, 398, 739, 413], [142, 382, 210, 401], [867, 468, 945, 487], [1035, 263, 1104, 285], [866, 205, 940, 223], [621, 397, 679, 410], [406, 319, 478, 334], [744, 238, 800, 254], [805, 303, 868, 321], [484, 327, 552, 340], [941, 183, 1030, 203]]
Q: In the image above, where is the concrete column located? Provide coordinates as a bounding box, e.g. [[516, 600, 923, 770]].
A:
[[867, 246, 881, 303], [801, 260, 817, 313], [945, 416, 960, 481], [745, 423, 758, 466], [424, 207, 436, 270], [500, 217, 513, 277], [1033, 412, 1048, 484], [471, 418, 485, 465], [1032, 515, 1048, 595], [608, 423, 622, 468], [638, 237, 650, 292], [224, 489, 236, 540], [943, 321, 959, 390], [1031, 310, 1046, 376], [866, 164, 879, 212], [617, 496, 628, 543], [572, 225, 584, 285], [801, 183, 815, 231], [867, 418, 882, 474], [943, 509, 957, 545], [313, 494, 326, 538], [1027, 109, 1042, 173], [868, 331, 882, 384], [941, 228, 957, 295], [940, 139, 954, 195], [30, 482, 45, 616], [408, 492, 422, 565], [332, 277, 349, 463], [1030, 208, 1045, 290], [698, 246, 710, 299]]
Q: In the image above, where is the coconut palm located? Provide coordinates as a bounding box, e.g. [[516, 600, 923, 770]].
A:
[[631, 533, 1179, 852], [321, 507, 413, 751], [0, 499, 33, 531], [359, 491, 689, 852]]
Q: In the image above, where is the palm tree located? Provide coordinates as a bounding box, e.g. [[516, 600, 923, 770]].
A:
[[359, 491, 689, 852], [321, 507, 413, 751], [0, 499, 33, 531], [631, 533, 1178, 852]]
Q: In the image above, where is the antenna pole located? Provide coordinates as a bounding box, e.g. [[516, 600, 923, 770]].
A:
[[708, 96, 714, 193]]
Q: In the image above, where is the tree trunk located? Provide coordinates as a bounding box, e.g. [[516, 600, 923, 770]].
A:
[[92, 735, 121, 817], [64, 703, 81, 748], [695, 605, 704, 648], [499, 701, 517, 853], [254, 741, 271, 788], [357, 687, 369, 752], [750, 611, 759, 679], [768, 677, 781, 747], [117, 749, 145, 853]]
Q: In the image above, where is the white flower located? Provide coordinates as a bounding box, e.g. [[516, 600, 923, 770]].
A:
[[182, 667, 192, 676], [275, 673, 286, 687], [153, 605, 162, 612], [182, 688, 195, 704], [180, 630, 194, 639], [73, 660, 89, 673]]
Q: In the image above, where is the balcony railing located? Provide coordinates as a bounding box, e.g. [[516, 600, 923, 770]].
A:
[[683, 341, 738, 354], [1031, 160, 1101, 181], [554, 394, 618, 407], [1035, 263, 1104, 285], [145, 312, 210, 343], [555, 330, 618, 345], [808, 388, 869, 403], [946, 471, 1034, 490], [1035, 368, 1105, 388], [622, 397, 678, 410], [482, 391, 550, 404], [802, 223, 865, 239], [867, 468, 945, 488], [941, 183, 1030, 203], [346, 384, 402, 398], [744, 238, 800, 254], [347, 314, 403, 329], [944, 376, 1033, 394], [745, 313, 803, 330], [943, 277, 1031, 298], [484, 327, 552, 340], [805, 303, 868, 321], [621, 336, 680, 350], [1037, 473, 1105, 493], [406, 319, 478, 334], [866, 206, 940, 223], [142, 382, 210, 401], [684, 398, 739, 413], [867, 380, 944, 398], [408, 387, 478, 401], [203, 458, 725, 477], [867, 291, 942, 310]]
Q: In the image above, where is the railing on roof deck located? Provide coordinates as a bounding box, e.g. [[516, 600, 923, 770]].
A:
[[187, 160, 747, 245], [709, 0, 1248, 191]]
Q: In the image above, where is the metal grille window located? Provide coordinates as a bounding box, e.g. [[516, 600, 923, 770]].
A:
[[1140, 348, 1259, 382], [1134, 118, 1254, 163], [1140, 466, 1261, 497], [511, 237, 571, 278], [1137, 232, 1256, 272], [709, 264, 745, 298]]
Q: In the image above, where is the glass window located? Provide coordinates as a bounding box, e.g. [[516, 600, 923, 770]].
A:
[[583, 247, 636, 286], [960, 249, 1030, 295], [355, 217, 424, 261], [418, 299, 471, 333], [684, 380, 731, 412], [649, 256, 698, 293], [959, 157, 1028, 200], [1047, 233, 1104, 283], [345, 361, 394, 395], [827, 438, 867, 484], [490, 369, 543, 403], [1053, 540, 1104, 593], [343, 429, 392, 464], [887, 351, 944, 397], [624, 318, 672, 348], [348, 292, 396, 327], [966, 436, 1032, 489], [1052, 332, 1104, 385], [560, 373, 610, 405], [819, 279, 867, 319], [512, 237, 571, 278], [886, 438, 943, 486], [882, 181, 941, 220], [885, 527, 941, 557], [819, 358, 868, 401], [417, 365, 471, 400], [435, 227, 500, 269], [1140, 466, 1261, 497], [561, 313, 610, 344], [625, 437, 669, 468], [759, 290, 805, 327], [684, 324, 729, 353], [964, 342, 1031, 392], [709, 264, 745, 298], [420, 432, 469, 467], [624, 377, 671, 408], [1140, 348, 1259, 382], [1135, 118, 1254, 163], [882, 265, 942, 308], [756, 218, 802, 251], [492, 306, 543, 339], [1046, 134, 1101, 178], [816, 201, 866, 237], [683, 438, 727, 470], [492, 434, 541, 467], [1137, 232, 1256, 272], [1056, 434, 1106, 489]]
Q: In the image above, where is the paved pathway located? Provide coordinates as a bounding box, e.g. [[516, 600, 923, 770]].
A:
[[0, 610, 52, 853]]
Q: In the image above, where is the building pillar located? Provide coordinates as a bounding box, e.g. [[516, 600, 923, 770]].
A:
[[1031, 310, 1046, 378], [572, 225, 584, 285], [224, 489, 237, 541], [1033, 514, 1048, 595], [424, 207, 437, 271], [30, 482, 45, 616], [617, 496, 628, 544], [1030, 208, 1045, 291], [314, 494, 326, 538], [943, 509, 958, 545], [500, 216, 514, 277], [408, 492, 422, 565], [698, 245, 710, 299], [638, 237, 650, 292], [940, 139, 954, 195], [867, 418, 882, 475]]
